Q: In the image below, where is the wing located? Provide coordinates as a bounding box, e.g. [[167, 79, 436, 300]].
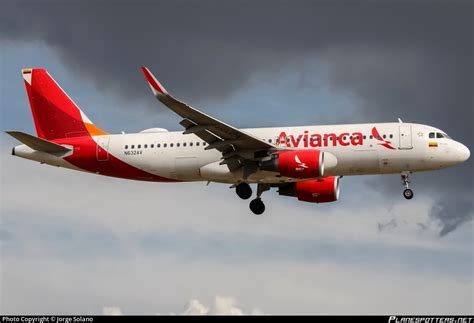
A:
[[141, 67, 277, 171]]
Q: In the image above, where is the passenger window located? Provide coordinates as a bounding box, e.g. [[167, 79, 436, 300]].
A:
[[390, 134, 393, 139], [383, 135, 386, 139], [196, 142, 200, 146], [363, 135, 366, 139], [269, 139, 272, 143], [138, 145, 141, 149], [190, 142, 193, 146], [144, 144, 147, 148], [131, 145, 135, 149], [429, 132, 435, 139], [170, 143, 174, 147], [183, 142, 186, 147], [164, 143, 167, 148], [157, 144, 161, 148], [125, 145, 128, 149], [369, 135, 373, 139], [177, 143, 180, 147], [151, 144, 154, 148], [203, 142, 206, 146]]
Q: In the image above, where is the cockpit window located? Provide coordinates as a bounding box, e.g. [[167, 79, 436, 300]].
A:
[[431, 132, 451, 139]]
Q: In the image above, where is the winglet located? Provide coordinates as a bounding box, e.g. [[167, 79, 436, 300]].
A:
[[141, 66, 168, 96]]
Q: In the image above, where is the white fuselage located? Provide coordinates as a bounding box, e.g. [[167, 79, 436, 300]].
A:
[[13, 122, 470, 184]]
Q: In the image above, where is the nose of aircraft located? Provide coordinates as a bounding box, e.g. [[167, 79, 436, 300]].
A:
[[458, 143, 470, 162]]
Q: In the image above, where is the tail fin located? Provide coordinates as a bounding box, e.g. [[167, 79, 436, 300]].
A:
[[21, 68, 107, 140]]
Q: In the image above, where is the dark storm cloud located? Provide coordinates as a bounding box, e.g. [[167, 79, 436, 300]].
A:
[[1, 0, 470, 104], [1, 0, 472, 235]]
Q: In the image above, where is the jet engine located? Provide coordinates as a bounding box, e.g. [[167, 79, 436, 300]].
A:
[[260, 150, 324, 179], [278, 176, 340, 203]]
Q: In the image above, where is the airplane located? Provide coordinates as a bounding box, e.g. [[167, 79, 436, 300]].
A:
[[7, 67, 470, 215]]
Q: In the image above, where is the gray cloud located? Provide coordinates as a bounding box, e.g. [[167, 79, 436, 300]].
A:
[[1, 145, 472, 314], [101, 307, 123, 315], [102, 296, 261, 315], [431, 194, 473, 237], [181, 295, 259, 315], [0, 0, 472, 235], [1, 0, 471, 104]]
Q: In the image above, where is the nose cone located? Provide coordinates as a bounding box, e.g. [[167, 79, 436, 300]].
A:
[[458, 143, 470, 163]]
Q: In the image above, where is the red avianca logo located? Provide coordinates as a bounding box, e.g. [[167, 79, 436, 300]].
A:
[[371, 127, 396, 150]]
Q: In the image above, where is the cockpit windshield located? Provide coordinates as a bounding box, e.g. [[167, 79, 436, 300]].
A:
[[429, 132, 451, 139]]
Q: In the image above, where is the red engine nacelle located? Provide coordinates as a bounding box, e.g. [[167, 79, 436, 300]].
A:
[[260, 150, 324, 179], [279, 176, 340, 203]]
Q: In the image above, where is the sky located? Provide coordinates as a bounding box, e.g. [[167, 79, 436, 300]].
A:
[[0, 0, 473, 315]]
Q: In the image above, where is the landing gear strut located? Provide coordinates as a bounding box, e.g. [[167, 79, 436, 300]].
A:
[[235, 183, 252, 200], [401, 171, 414, 200], [249, 183, 270, 215]]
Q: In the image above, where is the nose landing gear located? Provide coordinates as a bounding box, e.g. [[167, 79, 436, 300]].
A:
[[401, 171, 414, 200]]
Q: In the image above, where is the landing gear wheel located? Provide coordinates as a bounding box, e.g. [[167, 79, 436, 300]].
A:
[[403, 188, 414, 200], [236, 183, 252, 200], [249, 198, 265, 215], [401, 171, 414, 200]]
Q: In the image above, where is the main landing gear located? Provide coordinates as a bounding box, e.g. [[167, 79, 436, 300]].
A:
[[401, 171, 414, 200], [249, 198, 265, 215], [249, 183, 270, 215], [235, 183, 252, 200], [235, 183, 269, 215]]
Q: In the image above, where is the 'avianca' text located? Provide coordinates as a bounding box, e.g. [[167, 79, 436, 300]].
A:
[[276, 131, 364, 148]]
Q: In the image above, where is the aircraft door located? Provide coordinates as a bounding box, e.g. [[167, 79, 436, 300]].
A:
[[97, 137, 110, 161], [398, 125, 413, 150]]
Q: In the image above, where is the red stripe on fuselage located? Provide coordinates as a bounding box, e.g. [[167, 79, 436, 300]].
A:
[[54, 136, 179, 182]]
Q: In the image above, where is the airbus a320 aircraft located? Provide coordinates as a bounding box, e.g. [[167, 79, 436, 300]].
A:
[[7, 68, 470, 214]]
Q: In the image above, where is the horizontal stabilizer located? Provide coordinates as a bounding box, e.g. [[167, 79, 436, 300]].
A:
[[6, 131, 71, 153]]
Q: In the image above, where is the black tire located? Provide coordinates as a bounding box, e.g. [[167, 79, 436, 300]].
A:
[[403, 188, 414, 200], [249, 198, 265, 215], [236, 183, 252, 200]]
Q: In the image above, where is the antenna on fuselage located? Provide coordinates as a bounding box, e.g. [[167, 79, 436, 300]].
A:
[[398, 118, 403, 123]]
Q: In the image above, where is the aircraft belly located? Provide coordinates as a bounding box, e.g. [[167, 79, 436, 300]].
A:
[[327, 149, 380, 175]]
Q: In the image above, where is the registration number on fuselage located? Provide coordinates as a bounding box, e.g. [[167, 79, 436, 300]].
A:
[[124, 150, 142, 156]]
